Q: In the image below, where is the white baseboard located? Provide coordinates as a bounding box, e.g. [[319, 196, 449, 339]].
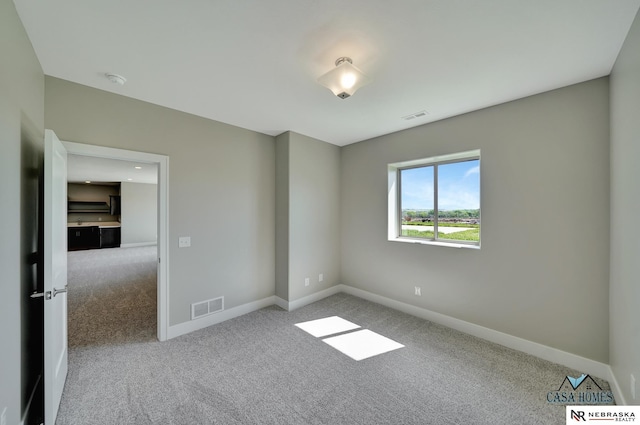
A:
[[166, 285, 340, 338], [339, 285, 612, 381], [165, 283, 622, 401], [167, 295, 277, 339], [120, 242, 157, 248], [282, 285, 343, 311], [606, 366, 627, 405], [273, 296, 289, 311]]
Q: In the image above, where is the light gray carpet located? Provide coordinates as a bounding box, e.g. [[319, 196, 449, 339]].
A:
[[57, 247, 613, 424], [66, 245, 157, 348]]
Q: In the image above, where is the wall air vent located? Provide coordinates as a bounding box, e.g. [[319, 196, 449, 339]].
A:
[[402, 110, 429, 121], [191, 296, 224, 320]]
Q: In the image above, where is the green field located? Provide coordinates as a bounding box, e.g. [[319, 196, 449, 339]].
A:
[[402, 221, 479, 229], [401, 228, 480, 242], [401, 209, 480, 242], [403, 209, 479, 220]]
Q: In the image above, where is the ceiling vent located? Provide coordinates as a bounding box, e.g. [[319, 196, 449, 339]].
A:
[[402, 110, 429, 121]]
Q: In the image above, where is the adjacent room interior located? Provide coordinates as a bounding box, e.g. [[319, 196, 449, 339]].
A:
[[2, 1, 640, 425], [65, 156, 159, 348]]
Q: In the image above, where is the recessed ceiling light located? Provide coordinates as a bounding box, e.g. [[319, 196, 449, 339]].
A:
[[127, 178, 133, 181], [105, 73, 127, 85], [134, 166, 142, 169], [85, 180, 91, 184]]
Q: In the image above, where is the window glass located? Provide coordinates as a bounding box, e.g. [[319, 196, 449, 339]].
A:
[[400, 166, 434, 238], [437, 159, 480, 243], [392, 152, 480, 247]]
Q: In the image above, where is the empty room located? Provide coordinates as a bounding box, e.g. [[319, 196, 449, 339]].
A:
[[2, 1, 640, 425]]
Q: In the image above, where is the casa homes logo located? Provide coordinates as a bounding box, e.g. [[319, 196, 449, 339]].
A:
[[566, 405, 639, 423], [548, 374, 614, 404]]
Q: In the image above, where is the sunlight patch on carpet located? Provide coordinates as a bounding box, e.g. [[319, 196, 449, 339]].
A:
[[295, 316, 360, 338], [322, 329, 405, 361]]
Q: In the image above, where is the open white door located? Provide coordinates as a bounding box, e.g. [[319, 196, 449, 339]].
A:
[[44, 129, 68, 424]]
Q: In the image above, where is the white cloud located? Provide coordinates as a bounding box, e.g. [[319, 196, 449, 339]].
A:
[[464, 165, 480, 178]]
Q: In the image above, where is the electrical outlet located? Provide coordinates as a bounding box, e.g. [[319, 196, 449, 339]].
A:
[[1, 407, 7, 425], [319, 273, 324, 282], [304, 277, 310, 287], [414, 286, 421, 296], [178, 236, 191, 248], [631, 374, 636, 400]]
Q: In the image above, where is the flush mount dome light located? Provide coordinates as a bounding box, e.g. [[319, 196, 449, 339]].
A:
[[317, 57, 372, 99]]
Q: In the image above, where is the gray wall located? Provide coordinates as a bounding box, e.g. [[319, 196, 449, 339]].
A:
[[289, 132, 341, 300], [341, 78, 610, 362], [120, 182, 157, 246], [45, 77, 275, 326], [0, 0, 44, 423], [276, 131, 341, 302], [275, 132, 290, 301], [610, 8, 640, 404]]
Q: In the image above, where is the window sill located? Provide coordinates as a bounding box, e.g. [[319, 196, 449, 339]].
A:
[[390, 237, 480, 250]]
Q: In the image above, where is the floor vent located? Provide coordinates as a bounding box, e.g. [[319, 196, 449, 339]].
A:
[[191, 296, 224, 320]]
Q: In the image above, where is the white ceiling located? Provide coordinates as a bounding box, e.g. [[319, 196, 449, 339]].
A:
[[13, 0, 640, 146], [67, 155, 158, 184]]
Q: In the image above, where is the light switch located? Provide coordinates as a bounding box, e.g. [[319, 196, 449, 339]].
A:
[[179, 236, 191, 248]]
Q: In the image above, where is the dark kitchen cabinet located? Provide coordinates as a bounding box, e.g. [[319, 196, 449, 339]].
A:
[[68, 226, 100, 251], [100, 227, 121, 248]]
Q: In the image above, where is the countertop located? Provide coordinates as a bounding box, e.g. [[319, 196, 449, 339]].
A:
[[67, 221, 121, 228]]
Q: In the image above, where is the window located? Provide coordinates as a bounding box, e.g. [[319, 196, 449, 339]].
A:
[[388, 150, 480, 248]]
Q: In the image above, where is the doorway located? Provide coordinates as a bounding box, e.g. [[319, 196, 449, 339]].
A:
[[62, 141, 169, 341]]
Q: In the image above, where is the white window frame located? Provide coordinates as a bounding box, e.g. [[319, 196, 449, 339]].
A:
[[388, 149, 481, 249]]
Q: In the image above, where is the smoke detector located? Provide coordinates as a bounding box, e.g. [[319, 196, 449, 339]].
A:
[[105, 73, 127, 85]]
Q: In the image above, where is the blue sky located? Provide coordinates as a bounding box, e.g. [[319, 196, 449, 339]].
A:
[[401, 159, 480, 211]]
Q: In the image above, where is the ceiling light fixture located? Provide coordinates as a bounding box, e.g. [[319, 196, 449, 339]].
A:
[[105, 73, 127, 85], [317, 57, 372, 99]]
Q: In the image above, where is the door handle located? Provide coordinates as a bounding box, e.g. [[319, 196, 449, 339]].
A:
[[30, 285, 68, 300], [52, 286, 68, 298]]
